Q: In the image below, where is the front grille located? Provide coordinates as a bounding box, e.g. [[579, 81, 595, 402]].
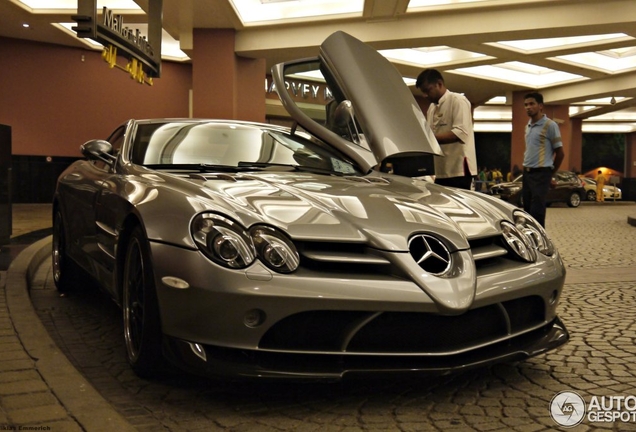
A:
[[259, 296, 545, 354], [296, 241, 398, 276], [468, 235, 510, 264], [294, 233, 517, 280]]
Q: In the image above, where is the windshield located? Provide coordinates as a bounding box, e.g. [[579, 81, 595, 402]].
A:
[[130, 121, 360, 175]]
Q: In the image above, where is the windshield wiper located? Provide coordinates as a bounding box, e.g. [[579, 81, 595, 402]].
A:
[[145, 163, 249, 173], [237, 162, 297, 171], [238, 161, 345, 176]]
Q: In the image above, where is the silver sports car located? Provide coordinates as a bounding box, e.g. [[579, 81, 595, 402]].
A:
[[53, 31, 568, 380]]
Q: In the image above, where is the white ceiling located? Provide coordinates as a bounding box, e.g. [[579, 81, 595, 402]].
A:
[[3, 0, 636, 132]]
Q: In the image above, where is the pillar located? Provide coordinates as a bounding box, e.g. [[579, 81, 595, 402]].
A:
[[569, 118, 582, 174], [626, 133, 636, 178], [510, 91, 526, 172], [623, 133, 636, 201], [191, 29, 266, 122]]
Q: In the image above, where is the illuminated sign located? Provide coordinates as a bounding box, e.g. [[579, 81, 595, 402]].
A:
[[72, 0, 162, 82], [265, 77, 333, 102]]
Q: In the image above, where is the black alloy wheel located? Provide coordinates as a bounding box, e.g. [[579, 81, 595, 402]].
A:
[[52, 209, 73, 293], [122, 225, 164, 377], [586, 190, 596, 201]]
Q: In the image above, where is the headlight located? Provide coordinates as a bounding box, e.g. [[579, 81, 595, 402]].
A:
[[513, 211, 555, 256], [191, 214, 255, 269], [501, 221, 536, 262], [250, 225, 299, 273], [191, 214, 299, 273]]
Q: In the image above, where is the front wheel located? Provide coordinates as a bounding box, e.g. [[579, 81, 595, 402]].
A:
[[567, 192, 581, 208], [52, 209, 74, 293], [122, 226, 164, 378], [586, 190, 596, 201]]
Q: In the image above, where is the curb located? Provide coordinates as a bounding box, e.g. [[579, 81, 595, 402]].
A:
[[628, 215, 636, 227], [5, 236, 136, 432]]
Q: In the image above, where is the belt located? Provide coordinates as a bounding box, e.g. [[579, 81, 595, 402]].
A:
[[524, 166, 552, 173]]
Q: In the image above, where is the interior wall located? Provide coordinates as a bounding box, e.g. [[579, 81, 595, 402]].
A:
[[0, 37, 192, 157]]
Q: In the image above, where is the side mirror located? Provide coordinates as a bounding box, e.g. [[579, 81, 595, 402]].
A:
[[80, 139, 117, 164], [333, 100, 362, 144], [333, 100, 354, 128]]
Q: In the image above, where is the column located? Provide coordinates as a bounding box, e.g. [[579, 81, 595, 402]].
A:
[[569, 118, 582, 174], [191, 29, 266, 122], [625, 133, 636, 201]]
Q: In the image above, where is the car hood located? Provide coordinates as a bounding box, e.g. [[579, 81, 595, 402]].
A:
[[492, 181, 521, 190], [145, 172, 508, 252]]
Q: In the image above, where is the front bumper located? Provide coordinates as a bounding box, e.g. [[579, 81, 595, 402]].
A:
[[162, 317, 569, 380], [147, 240, 567, 379]]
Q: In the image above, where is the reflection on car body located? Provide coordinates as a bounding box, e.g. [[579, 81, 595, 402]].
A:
[[53, 31, 568, 381]]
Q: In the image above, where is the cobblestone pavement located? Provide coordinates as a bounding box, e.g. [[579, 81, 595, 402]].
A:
[[27, 203, 636, 431]]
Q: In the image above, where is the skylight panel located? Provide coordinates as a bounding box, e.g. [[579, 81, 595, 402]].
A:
[[379, 46, 488, 67], [408, 0, 497, 10], [229, 0, 363, 24], [552, 50, 636, 74], [489, 33, 631, 53], [453, 62, 585, 87]]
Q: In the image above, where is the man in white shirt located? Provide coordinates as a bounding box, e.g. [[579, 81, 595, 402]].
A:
[[416, 69, 477, 190]]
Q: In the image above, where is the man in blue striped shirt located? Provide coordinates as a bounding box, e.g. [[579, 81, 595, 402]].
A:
[[522, 92, 565, 228]]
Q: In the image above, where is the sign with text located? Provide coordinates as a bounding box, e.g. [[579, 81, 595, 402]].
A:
[[72, 0, 162, 81]]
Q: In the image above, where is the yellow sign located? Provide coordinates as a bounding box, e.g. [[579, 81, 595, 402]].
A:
[[101, 45, 153, 86]]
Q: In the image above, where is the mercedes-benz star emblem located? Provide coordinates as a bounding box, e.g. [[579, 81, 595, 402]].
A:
[[408, 234, 452, 276]]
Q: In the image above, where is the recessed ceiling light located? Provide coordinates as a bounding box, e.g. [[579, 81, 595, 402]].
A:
[[22, 23, 30, 28]]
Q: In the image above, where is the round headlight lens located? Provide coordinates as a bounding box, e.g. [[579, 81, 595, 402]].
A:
[[250, 225, 299, 273], [212, 234, 240, 261], [192, 214, 255, 268]]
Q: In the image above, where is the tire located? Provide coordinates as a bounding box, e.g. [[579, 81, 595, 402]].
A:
[[122, 225, 164, 378], [567, 192, 581, 208], [52, 209, 74, 293], [586, 190, 596, 201]]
